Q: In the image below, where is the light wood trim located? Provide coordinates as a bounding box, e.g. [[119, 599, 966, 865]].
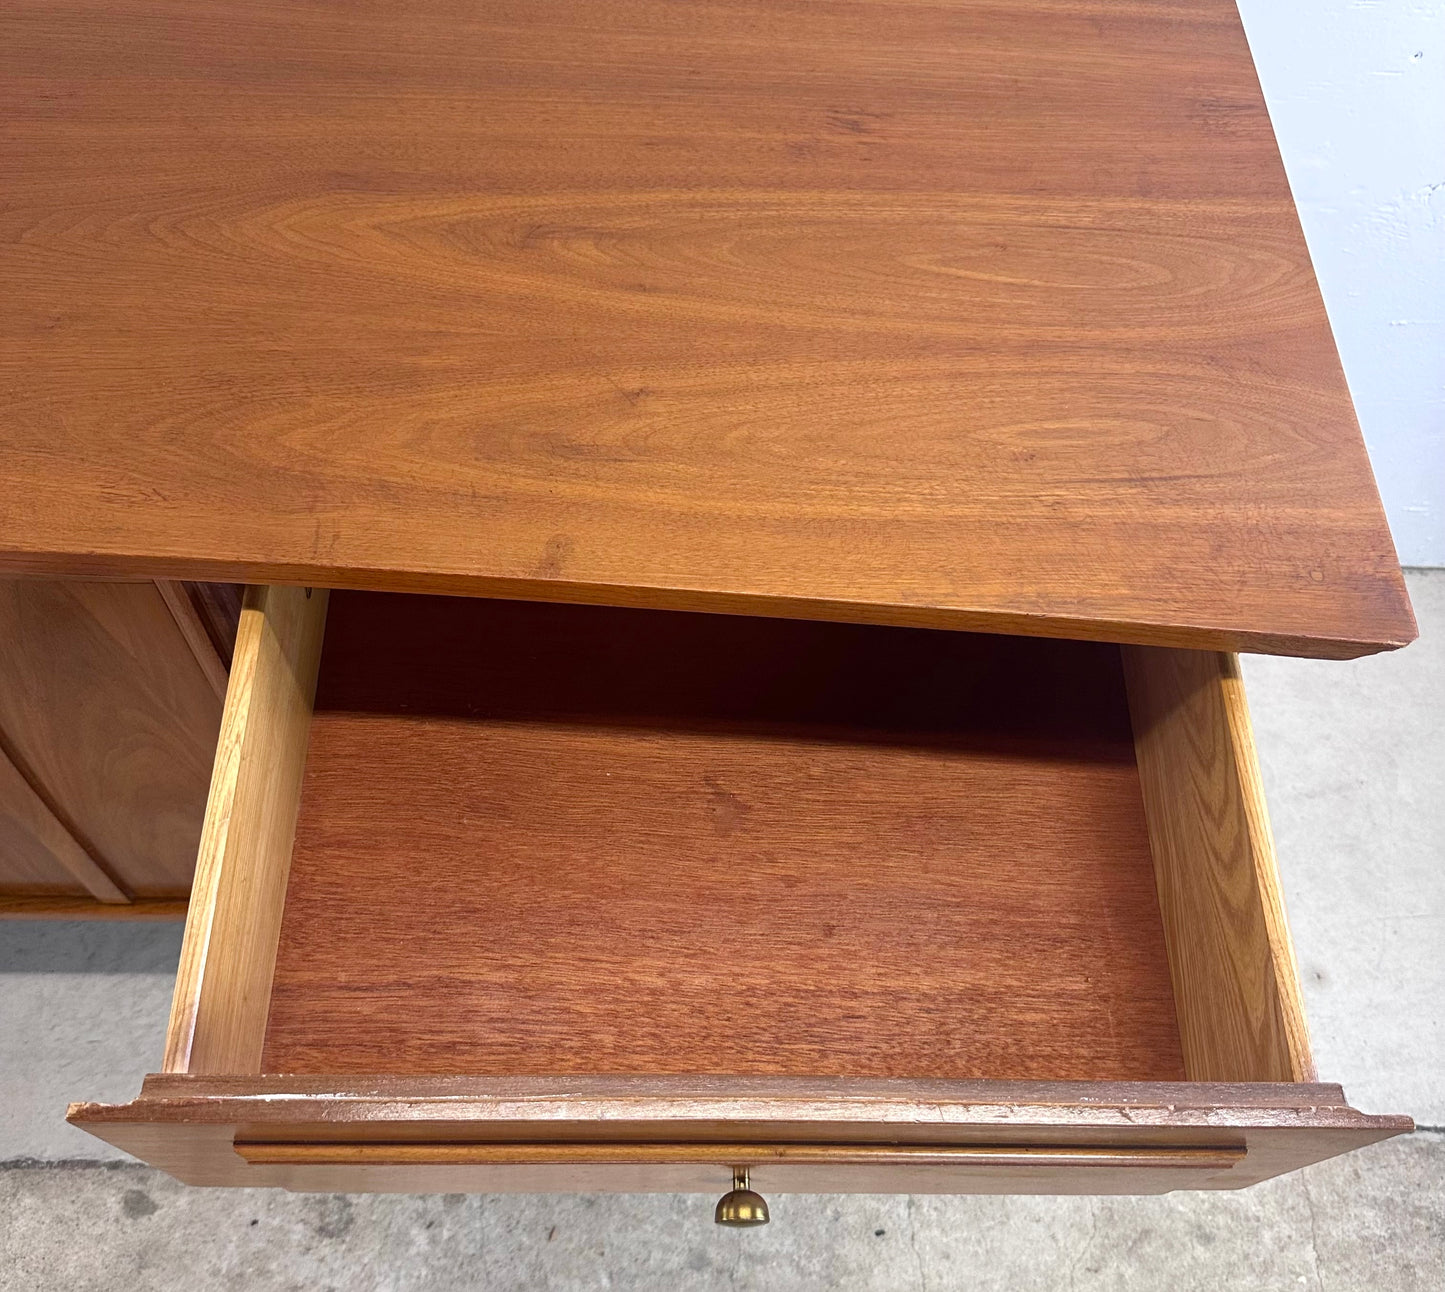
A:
[[0, 894, 187, 919], [0, 742, 128, 902], [163, 585, 328, 1074], [1122, 647, 1313, 1083], [233, 1140, 1245, 1170], [155, 580, 230, 701], [1218, 655, 1315, 1079]]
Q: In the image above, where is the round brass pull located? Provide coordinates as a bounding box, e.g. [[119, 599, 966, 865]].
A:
[[714, 1168, 769, 1226]]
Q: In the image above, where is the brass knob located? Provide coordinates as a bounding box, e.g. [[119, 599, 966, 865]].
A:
[[714, 1168, 769, 1226]]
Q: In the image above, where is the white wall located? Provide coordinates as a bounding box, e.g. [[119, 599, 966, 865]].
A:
[[1238, 1, 1444, 567]]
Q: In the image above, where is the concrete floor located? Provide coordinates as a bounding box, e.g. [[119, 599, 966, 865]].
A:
[[3, 1134, 1442, 1291], [1, 569, 1441, 1288]]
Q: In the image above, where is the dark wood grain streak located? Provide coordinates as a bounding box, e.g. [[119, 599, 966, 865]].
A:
[[263, 592, 1184, 1081], [0, 0, 1413, 657], [182, 582, 245, 667]]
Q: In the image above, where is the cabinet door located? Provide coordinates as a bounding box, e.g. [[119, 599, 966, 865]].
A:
[[0, 580, 234, 915]]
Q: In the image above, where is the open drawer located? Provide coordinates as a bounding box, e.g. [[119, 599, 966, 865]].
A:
[[70, 586, 1409, 1206]]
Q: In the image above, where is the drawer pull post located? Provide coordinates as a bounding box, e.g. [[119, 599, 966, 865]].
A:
[[714, 1168, 770, 1227]]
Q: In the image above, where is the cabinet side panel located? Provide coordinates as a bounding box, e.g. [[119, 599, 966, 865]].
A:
[[1121, 646, 1314, 1082]]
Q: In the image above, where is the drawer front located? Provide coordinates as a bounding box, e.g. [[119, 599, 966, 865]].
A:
[[67, 586, 1411, 1202], [71, 1073, 1406, 1197]]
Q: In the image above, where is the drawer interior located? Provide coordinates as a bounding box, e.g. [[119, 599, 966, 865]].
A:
[[162, 584, 1315, 1093], [263, 592, 1181, 1082], [74, 585, 1416, 1193]]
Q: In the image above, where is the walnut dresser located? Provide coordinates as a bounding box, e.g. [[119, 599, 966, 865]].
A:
[[0, 0, 1417, 1222]]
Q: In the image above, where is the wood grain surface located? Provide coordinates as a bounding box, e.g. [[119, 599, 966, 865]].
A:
[[68, 1074, 1411, 1194], [0, 0, 1412, 657], [181, 583, 245, 667], [1122, 646, 1314, 1082], [0, 581, 223, 896], [0, 741, 126, 901], [232, 1141, 1245, 1171], [262, 592, 1183, 1081], [155, 581, 231, 701], [164, 585, 328, 1074]]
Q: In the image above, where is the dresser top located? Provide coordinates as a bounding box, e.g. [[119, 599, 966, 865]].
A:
[[1, 0, 1413, 657]]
